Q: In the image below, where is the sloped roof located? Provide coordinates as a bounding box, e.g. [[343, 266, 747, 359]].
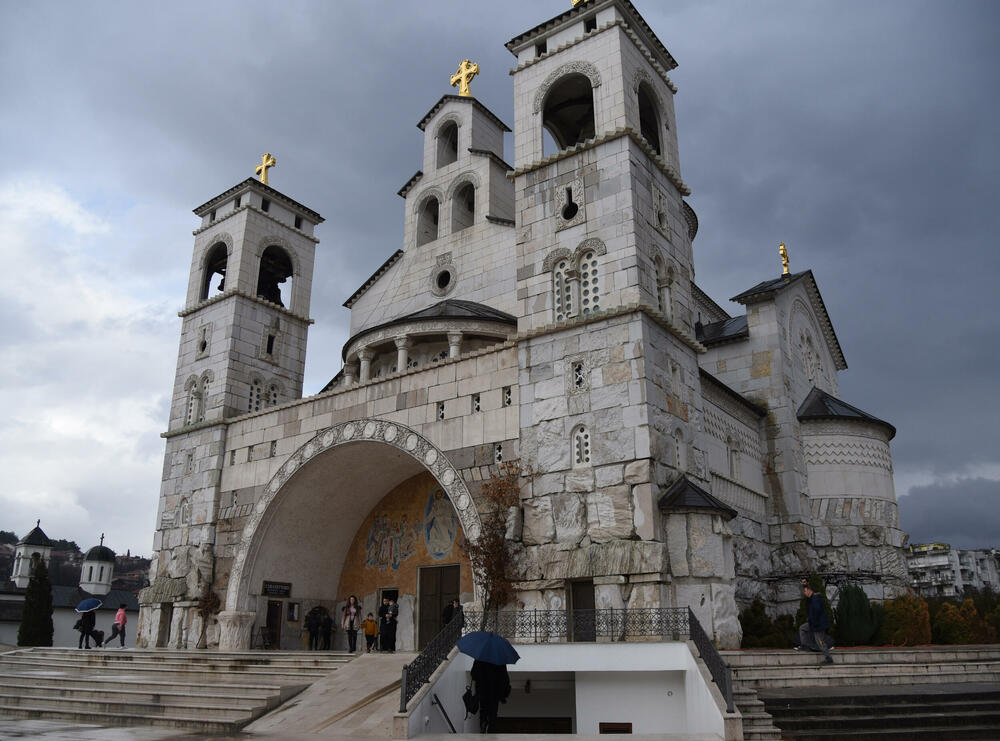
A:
[[797, 386, 896, 440], [730, 270, 847, 371], [16, 525, 52, 548], [657, 476, 737, 520], [341, 300, 517, 361], [699, 368, 767, 419], [193, 177, 323, 222], [696, 315, 748, 347], [84, 544, 116, 563], [417, 95, 510, 133], [51, 585, 139, 611]]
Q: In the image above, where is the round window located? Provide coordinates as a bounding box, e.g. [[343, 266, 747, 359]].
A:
[[430, 264, 458, 297]]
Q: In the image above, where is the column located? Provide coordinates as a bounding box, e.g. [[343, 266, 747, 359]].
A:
[[358, 348, 374, 383], [343, 362, 357, 386], [394, 336, 412, 371], [447, 331, 464, 359]]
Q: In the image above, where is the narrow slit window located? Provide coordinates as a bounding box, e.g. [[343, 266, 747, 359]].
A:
[[437, 402, 446, 420], [573, 362, 586, 388], [584, 16, 597, 33], [473, 394, 481, 413], [261, 198, 270, 213], [495, 443, 503, 463], [294, 215, 303, 229], [503, 386, 512, 407]]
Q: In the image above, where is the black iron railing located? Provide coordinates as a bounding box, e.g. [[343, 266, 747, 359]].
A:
[[687, 607, 734, 713], [400, 612, 465, 712], [399, 607, 734, 716], [463, 607, 690, 643]]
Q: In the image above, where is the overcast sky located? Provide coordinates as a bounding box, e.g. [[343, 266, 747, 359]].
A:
[[1, 1, 997, 557]]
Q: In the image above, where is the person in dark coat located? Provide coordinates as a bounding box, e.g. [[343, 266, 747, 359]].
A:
[[76, 610, 96, 649], [443, 599, 462, 625], [306, 610, 321, 651], [320, 613, 333, 650], [377, 597, 390, 651], [383, 598, 398, 652], [471, 659, 511, 733], [798, 580, 834, 664]]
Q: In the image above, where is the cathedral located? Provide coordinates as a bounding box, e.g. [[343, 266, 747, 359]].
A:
[[138, 0, 908, 652]]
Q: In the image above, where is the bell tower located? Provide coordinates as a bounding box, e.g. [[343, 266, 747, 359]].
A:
[[169, 164, 324, 430]]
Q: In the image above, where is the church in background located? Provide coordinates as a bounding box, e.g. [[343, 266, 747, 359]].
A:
[[138, 0, 909, 652]]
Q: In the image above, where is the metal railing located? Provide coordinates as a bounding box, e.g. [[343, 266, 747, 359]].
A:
[[400, 612, 465, 712], [687, 607, 734, 713], [463, 607, 690, 643], [399, 607, 734, 716]]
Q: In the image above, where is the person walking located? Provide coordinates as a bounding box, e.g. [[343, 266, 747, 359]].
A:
[[342, 595, 361, 653], [104, 604, 128, 648], [362, 612, 378, 653], [798, 580, 834, 665], [443, 598, 462, 625], [306, 610, 321, 651], [77, 610, 96, 649], [320, 613, 333, 651], [470, 658, 511, 733]]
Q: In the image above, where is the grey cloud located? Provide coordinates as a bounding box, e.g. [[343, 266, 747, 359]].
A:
[[899, 478, 1000, 549]]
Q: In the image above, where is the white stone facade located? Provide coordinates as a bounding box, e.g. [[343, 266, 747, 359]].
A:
[[140, 0, 909, 651]]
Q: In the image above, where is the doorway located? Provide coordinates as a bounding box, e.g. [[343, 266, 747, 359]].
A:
[[570, 579, 596, 642], [417, 564, 460, 648], [265, 600, 282, 648]]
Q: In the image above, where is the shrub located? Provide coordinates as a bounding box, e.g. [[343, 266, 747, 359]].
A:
[[738, 598, 797, 648], [878, 592, 931, 646], [959, 598, 996, 643], [932, 602, 970, 644], [835, 584, 883, 646]]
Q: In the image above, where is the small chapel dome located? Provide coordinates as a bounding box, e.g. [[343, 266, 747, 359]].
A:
[[16, 523, 53, 548], [84, 544, 116, 563]]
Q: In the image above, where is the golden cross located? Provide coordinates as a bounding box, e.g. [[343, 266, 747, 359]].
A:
[[779, 242, 790, 275], [450, 59, 480, 98], [572, 0, 591, 6], [255, 153, 276, 185]]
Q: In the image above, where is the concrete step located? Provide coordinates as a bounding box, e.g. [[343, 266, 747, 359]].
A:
[[744, 731, 782, 741], [0, 692, 255, 722], [0, 674, 289, 698], [777, 724, 1000, 740], [1, 652, 349, 671], [0, 658, 337, 683], [723, 646, 1000, 667], [0, 703, 242, 734], [0, 683, 277, 709]]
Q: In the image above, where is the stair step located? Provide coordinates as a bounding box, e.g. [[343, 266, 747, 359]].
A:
[[778, 724, 1000, 740], [0, 675, 286, 696], [0, 692, 255, 721], [0, 703, 243, 734], [774, 709, 1000, 731], [0, 684, 274, 708]]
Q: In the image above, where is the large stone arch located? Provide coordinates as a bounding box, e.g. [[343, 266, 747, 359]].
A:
[[219, 418, 483, 648]]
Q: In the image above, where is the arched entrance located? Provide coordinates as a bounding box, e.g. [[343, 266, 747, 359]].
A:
[[219, 419, 483, 650]]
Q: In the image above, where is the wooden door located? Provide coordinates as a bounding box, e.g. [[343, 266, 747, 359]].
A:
[[570, 579, 596, 642], [266, 600, 282, 648], [418, 564, 460, 648]]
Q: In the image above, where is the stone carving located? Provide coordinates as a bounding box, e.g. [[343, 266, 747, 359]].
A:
[[803, 439, 893, 471], [542, 247, 573, 273], [186, 542, 214, 599], [533, 61, 603, 114], [217, 610, 255, 651]]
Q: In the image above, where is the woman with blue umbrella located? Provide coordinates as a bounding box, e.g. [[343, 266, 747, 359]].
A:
[[74, 598, 102, 649], [458, 632, 518, 733]]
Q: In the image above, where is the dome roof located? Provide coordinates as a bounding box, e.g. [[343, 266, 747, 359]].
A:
[[84, 544, 116, 562]]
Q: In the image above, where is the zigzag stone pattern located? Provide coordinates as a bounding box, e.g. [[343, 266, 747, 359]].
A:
[[803, 439, 893, 472]]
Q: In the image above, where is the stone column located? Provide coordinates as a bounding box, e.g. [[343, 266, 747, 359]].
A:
[[343, 362, 357, 385], [447, 331, 464, 358], [357, 348, 374, 383], [394, 336, 412, 371], [217, 610, 256, 650]]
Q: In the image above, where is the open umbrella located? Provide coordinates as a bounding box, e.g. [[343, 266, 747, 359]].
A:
[[456, 631, 520, 665], [75, 598, 102, 613]]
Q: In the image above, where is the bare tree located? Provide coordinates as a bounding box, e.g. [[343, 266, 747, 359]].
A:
[[461, 460, 524, 629]]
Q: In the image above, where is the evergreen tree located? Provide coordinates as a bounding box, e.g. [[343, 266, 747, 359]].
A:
[[17, 557, 54, 647]]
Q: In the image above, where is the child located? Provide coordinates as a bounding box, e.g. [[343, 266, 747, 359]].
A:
[[362, 612, 378, 653], [105, 603, 128, 648]]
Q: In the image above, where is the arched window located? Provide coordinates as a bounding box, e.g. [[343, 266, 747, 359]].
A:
[[249, 378, 263, 412], [637, 83, 661, 156], [257, 245, 294, 308], [543, 74, 595, 156], [673, 428, 687, 472], [727, 434, 741, 481], [179, 498, 191, 526], [451, 182, 475, 232], [553, 260, 571, 321], [437, 121, 459, 168], [267, 383, 279, 407], [198, 375, 210, 422], [99, 565, 104, 581], [201, 242, 228, 300], [551, 250, 600, 321], [572, 425, 592, 467], [88, 566, 93, 581], [579, 250, 600, 315], [655, 259, 674, 320], [416, 197, 440, 246], [185, 388, 200, 426]]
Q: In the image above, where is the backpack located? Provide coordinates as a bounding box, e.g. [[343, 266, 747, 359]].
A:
[[462, 685, 479, 718]]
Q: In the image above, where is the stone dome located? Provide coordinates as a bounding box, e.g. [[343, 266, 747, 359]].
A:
[[84, 544, 116, 562]]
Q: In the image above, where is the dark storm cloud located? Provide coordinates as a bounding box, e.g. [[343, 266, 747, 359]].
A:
[[899, 478, 1000, 549], [1, 0, 998, 552]]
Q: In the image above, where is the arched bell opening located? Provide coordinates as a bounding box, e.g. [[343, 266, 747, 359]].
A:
[[542, 73, 596, 156]]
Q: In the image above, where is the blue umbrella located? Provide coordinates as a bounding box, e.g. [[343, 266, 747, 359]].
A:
[[456, 631, 520, 665], [75, 598, 102, 613]]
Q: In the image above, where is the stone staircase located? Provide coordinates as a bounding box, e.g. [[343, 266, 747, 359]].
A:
[[721, 645, 1000, 740], [0, 646, 353, 733]]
